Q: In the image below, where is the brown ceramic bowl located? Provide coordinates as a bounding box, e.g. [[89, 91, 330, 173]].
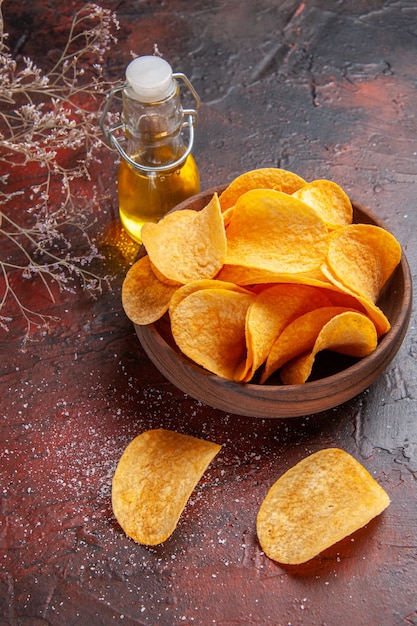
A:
[[135, 186, 412, 418]]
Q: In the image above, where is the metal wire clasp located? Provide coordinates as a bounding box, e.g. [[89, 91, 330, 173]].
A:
[[99, 73, 200, 174]]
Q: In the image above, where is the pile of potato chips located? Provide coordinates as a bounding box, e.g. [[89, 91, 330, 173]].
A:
[[122, 168, 402, 384]]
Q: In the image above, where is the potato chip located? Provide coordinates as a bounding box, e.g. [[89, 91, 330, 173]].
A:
[[141, 192, 227, 283], [280, 310, 378, 385], [169, 279, 252, 318], [170, 288, 255, 379], [320, 265, 391, 336], [324, 223, 402, 303], [256, 448, 390, 565], [150, 260, 181, 286], [122, 255, 178, 325], [112, 429, 221, 545], [222, 206, 234, 227], [320, 223, 401, 337], [217, 264, 330, 287], [216, 265, 373, 324], [236, 284, 334, 383], [261, 306, 360, 383], [324, 288, 368, 312], [292, 179, 353, 229], [225, 189, 329, 274], [218, 167, 306, 211]]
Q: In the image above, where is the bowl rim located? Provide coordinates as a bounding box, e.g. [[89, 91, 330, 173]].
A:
[[134, 186, 413, 418]]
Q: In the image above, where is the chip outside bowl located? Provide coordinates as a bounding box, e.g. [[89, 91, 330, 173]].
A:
[[134, 186, 412, 418]]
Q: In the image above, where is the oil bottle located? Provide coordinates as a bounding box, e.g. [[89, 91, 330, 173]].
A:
[[100, 55, 200, 243]]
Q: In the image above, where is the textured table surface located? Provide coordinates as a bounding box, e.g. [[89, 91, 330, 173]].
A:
[[1, 1, 417, 625]]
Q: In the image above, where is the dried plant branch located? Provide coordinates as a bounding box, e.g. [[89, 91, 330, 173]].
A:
[[0, 1, 120, 345]]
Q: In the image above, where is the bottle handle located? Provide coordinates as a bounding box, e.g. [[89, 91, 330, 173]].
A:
[[100, 73, 200, 175]]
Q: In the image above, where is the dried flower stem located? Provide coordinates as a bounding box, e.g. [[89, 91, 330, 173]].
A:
[[0, 1, 120, 344]]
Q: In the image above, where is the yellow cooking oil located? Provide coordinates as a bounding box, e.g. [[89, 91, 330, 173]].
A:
[[118, 150, 200, 244]]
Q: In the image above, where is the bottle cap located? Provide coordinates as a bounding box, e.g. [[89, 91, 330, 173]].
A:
[[125, 56, 175, 102]]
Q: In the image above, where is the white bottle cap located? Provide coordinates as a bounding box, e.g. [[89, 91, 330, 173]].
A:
[[125, 56, 175, 102]]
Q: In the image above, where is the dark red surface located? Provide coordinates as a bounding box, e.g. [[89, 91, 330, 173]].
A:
[[1, 2, 417, 625]]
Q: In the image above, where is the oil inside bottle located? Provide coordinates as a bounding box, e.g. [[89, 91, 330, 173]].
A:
[[118, 149, 200, 244]]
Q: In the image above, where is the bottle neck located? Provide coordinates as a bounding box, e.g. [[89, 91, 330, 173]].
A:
[[122, 83, 185, 165]]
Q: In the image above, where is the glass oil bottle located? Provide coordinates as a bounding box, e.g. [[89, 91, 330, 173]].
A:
[[100, 55, 200, 243]]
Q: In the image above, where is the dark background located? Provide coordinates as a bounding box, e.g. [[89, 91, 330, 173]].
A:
[[1, 2, 417, 625]]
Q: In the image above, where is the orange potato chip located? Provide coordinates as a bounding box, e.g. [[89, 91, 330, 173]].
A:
[[292, 179, 353, 229], [261, 306, 360, 383], [122, 255, 178, 325], [320, 223, 401, 337], [216, 265, 371, 324], [324, 288, 368, 312], [112, 429, 221, 545], [150, 260, 181, 286], [256, 448, 390, 565], [225, 189, 329, 274], [222, 206, 234, 227], [170, 288, 255, 379], [320, 264, 391, 336], [141, 192, 227, 283], [217, 264, 331, 286], [169, 279, 252, 317], [280, 310, 378, 385], [324, 223, 402, 303], [218, 167, 306, 211], [236, 284, 334, 383]]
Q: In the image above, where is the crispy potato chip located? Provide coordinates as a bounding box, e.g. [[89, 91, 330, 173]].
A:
[[150, 260, 181, 286], [225, 189, 329, 274], [216, 266, 371, 322], [222, 206, 234, 227], [324, 223, 402, 303], [217, 264, 331, 286], [122, 255, 178, 325], [324, 288, 368, 312], [170, 288, 255, 379], [320, 222, 400, 337], [320, 265, 391, 336], [141, 193, 227, 283], [112, 429, 221, 545], [256, 448, 390, 565], [292, 179, 353, 229], [169, 279, 252, 318], [280, 310, 378, 384], [261, 306, 359, 383], [218, 167, 306, 211], [236, 285, 334, 383]]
